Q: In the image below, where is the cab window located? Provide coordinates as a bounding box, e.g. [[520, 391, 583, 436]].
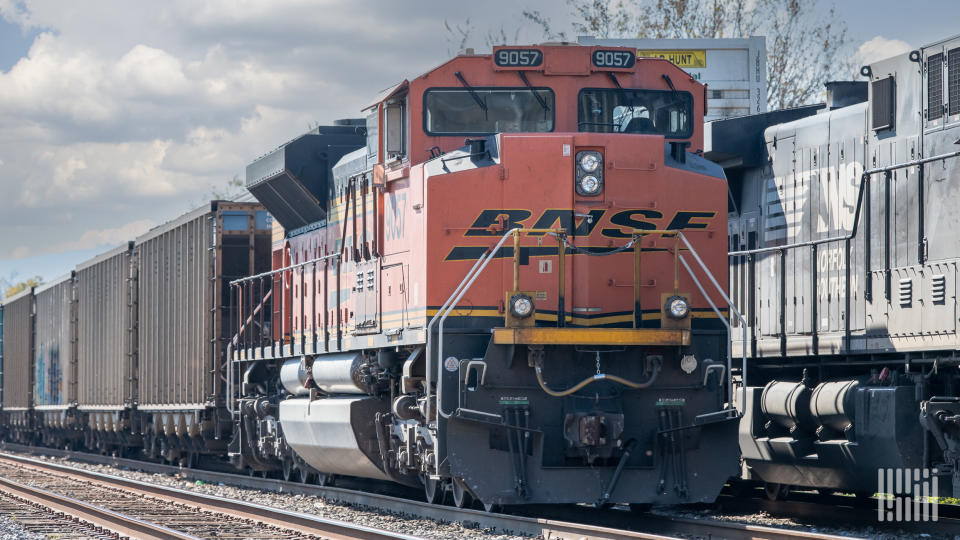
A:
[[383, 97, 407, 160], [424, 87, 554, 135], [578, 88, 692, 137]]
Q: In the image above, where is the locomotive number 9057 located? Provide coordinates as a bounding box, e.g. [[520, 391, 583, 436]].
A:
[[592, 49, 636, 68], [495, 49, 543, 67]]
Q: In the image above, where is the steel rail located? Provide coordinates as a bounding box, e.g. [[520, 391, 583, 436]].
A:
[[0, 452, 414, 540], [0, 474, 200, 540], [1, 444, 863, 540]]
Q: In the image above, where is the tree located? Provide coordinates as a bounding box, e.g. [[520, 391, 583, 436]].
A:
[[518, 0, 853, 110], [4, 276, 42, 299]]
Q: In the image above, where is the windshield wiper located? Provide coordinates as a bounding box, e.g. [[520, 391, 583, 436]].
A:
[[454, 71, 488, 117], [517, 71, 550, 113]]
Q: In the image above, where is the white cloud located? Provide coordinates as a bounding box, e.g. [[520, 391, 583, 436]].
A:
[[50, 219, 157, 254], [0, 0, 573, 266], [854, 36, 912, 66], [6, 219, 156, 259]]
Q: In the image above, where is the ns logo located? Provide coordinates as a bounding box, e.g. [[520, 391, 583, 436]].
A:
[[464, 208, 717, 238]]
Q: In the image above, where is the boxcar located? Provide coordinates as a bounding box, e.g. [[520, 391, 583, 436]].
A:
[[1, 288, 34, 442], [135, 201, 270, 461], [76, 242, 138, 451], [33, 273, 80, 445]]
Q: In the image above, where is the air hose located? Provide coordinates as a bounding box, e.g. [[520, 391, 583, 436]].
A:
[[533, 362, 660, 397]]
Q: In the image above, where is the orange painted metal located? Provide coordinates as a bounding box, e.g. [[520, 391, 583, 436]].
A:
[[269, 44, 725, 351]]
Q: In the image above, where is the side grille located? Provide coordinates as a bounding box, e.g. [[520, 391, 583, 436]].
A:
[[872, 76, 896, 131], [932, 274, 947, 304], [929, 53, 944, 121], [899, 278, 913, 307], [949, 48, 960, 116]]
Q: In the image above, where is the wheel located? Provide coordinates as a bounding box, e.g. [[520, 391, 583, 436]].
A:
[[423, 475, 444, 505], [764, 483, 790, 501], [629, 503, 653, 513], [452, 479, 472, 509], [724, 479, 752, 497], [482, 501, 502, 513], [299, 467, 312, 484]]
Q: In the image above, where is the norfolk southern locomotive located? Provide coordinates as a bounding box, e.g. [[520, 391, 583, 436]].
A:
[[1, 43, 737, 509], [712, 34, 960, 498]]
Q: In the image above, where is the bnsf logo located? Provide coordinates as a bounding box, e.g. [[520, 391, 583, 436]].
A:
[[464, 208, 716, 238]]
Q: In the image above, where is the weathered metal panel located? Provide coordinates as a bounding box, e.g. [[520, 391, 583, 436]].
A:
[[1, 289, 33, 410], [33, 274, 77, 408], [136, 201, 267, 410], [76, 243, 136, 410]]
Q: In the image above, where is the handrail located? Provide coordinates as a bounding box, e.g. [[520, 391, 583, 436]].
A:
[[728, 149, 960, 258], [426, 228, 520, 427], [228, 251, 342, 418], [726, 148, 960, 362], [424, 228, 519, 473], [230, 252, 340, 285], [428, 227, 744, 438], [676, 234, 747, 411]]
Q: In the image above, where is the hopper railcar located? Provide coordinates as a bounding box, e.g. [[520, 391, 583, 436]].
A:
[[230, 44, 739, 508], [1, 288, 35, 443], [33, 272, 81, 447], [0, 202, 272, 462], [713, 35, 960, 498]]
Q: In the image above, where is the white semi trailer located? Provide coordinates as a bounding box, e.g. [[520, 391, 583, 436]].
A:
[[578, 36, 767, 121]]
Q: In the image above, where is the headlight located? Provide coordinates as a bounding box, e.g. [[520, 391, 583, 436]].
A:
[[665, 296, 690, 319], [579, 152, 601, 172], [575, 150, 603, 197], [579, 175, 601, 195], [510, 294, 534, 319]]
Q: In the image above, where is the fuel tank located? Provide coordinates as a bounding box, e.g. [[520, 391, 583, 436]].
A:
[[279, 396, 389, 480]]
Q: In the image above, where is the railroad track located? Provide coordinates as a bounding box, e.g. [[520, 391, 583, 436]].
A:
[[0, 452, 417, 539], [0, 443, 885, 540], [0, 485, 126, 539]]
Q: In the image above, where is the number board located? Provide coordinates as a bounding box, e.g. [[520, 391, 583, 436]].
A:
[[493, 48, 543, 69], [591, 49, 636, 69]]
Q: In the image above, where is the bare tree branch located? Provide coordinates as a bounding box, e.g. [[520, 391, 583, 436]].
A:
[[510, 0, 855, 109]]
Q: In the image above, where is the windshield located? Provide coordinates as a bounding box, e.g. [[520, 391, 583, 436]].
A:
[[578, 89, 692, 137], [424, 87, 555, 135]]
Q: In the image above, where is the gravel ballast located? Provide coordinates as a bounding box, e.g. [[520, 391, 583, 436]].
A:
[[10, 453, 529, 540]]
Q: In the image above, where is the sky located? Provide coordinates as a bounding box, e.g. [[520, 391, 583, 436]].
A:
[[0, 0, 958, 292]]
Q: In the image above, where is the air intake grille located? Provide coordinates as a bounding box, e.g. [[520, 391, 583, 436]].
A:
[[872, 76, 896, 131], [899, 278, 913, 307], [932, 274, 947, 304], [949, 48, 960, 116], [929, 53, 944, 121]]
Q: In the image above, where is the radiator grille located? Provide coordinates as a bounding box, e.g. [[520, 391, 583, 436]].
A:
[[949, 48, 960, 116], [929, 53, 944, 121], [932, 274, 947, 304], [872, 76, 896, 131], [899, 278, 913, 307]]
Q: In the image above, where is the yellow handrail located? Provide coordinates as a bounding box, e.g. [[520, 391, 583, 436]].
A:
[[506, 227, 684, 328]]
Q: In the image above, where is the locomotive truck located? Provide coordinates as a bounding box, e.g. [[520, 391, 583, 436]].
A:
[[713, 33, 960, 499]]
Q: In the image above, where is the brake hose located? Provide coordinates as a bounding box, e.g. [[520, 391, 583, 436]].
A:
[[533, 363, 660, 397]]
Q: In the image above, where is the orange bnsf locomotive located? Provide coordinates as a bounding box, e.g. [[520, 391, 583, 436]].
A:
[[232, 44, 739, 508]]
